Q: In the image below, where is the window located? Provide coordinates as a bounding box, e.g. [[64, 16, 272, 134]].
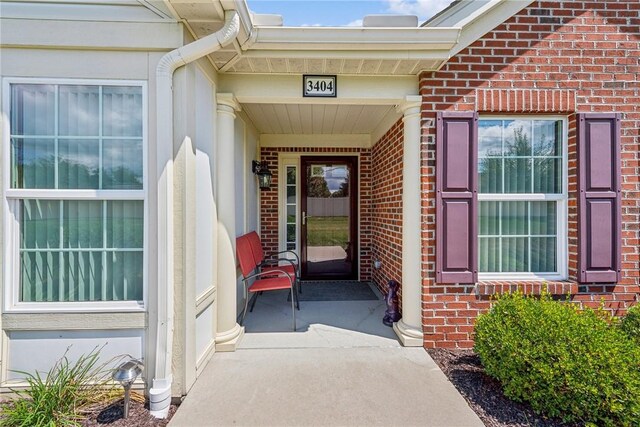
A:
[[285, 165, 297, 251], [4, 80, 146, 309], [478, 118, 566, 279]]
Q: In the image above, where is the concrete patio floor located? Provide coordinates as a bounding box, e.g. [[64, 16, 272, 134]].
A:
[[169, 284, 483, 427]]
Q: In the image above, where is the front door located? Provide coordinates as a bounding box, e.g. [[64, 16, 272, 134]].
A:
[[300, 156, 358, 280]]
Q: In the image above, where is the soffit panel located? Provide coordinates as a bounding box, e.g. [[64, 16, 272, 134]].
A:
[[378, 60, 400, 74], [268, 58, 289, 73], [325, 59, 344, 74], [342, 60, 363, 74], [211, 49, 238, 68], [189, 20, 226, 36], [169, 2, 224, 22], [225, 57, 441, 75], [288, 59, 306, 74]]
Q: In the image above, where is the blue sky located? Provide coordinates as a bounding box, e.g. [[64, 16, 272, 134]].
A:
[[246, 0, 453, 27]]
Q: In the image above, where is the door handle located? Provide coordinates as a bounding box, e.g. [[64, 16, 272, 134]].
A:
[[302, 211, 307, 226]]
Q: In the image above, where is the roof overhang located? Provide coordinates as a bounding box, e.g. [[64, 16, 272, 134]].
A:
[[243, 26, 461, 51], [164, 0, 534, 76]]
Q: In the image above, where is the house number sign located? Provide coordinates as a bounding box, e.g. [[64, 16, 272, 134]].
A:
[[303, 75, 337, 97]]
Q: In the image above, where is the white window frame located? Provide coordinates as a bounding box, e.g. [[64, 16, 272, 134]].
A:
[[278, 156, 300, 257], [2, 77, 148, 312], [478, 115, 568, 282]]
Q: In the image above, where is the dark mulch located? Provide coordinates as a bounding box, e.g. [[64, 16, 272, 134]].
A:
[[82, 399, 178, 427], [427, 349, 577, 427]]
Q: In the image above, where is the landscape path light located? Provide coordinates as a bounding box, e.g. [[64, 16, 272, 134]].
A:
[[112, 359, 144, 419]]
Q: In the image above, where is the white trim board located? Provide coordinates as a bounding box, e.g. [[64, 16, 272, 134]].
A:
[[219, 74, 418, 105], [2, 312, 147, 330], [0, 18, 183, 50], [261, 134, 371, 148]]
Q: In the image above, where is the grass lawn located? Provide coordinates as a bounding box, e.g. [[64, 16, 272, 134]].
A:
[[307, 216, 348, 246]]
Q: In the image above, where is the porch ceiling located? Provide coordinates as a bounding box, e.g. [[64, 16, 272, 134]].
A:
[[242, 103, 396, 134]]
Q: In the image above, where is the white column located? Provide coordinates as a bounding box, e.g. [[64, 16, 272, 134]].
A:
[[393, 95, 424, 347], [215, 93, 244, 351]]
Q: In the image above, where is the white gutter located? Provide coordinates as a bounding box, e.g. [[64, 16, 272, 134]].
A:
[[243, 26, 461, 51], [150, 10, 240, 419]]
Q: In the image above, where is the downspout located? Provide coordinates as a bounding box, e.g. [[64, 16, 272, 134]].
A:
[[149, 10, 240, 418]]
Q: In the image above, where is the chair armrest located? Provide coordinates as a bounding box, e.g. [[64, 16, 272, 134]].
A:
[[266, 250, 300, 265], [260, 257, 296, 270]]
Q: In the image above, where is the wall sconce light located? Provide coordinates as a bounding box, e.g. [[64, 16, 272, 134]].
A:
[[252, 160, 272, 190], [112, 359, 144, 419]]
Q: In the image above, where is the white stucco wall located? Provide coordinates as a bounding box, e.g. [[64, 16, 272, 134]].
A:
[[234, 119, 247, 234], [170, 54, 225, 394], [193, 67, 217, 367], [0, 6, 183, 389], [245, 124, 260, 233], [233, 115, 260, 318]]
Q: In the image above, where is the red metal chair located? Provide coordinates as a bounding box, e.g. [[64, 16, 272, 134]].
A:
[[236, 234, 297, 331], [246, 231, 301, 297]]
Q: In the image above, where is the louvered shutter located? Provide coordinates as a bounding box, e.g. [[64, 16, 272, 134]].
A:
[[577, 113, 622, 283], [436, 112, 478, 284]]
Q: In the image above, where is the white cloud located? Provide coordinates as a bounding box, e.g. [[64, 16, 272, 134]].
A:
[[385, 0, 453, 21], [300, 23, 323, 27], [345, 19, 363, 27]]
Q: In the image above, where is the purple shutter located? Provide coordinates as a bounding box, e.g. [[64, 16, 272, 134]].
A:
[[577, 113, 622, 283], [436, 112, 478, 284]]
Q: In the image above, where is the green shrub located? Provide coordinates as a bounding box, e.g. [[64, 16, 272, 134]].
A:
[[621, 304, 640, 345], [474, 292, 640, 427], [0, 347, 121, 427]]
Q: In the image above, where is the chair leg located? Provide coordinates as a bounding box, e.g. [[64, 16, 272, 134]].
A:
[[295, 278, 300, 310], [249, 291, 261, 312], [240, 287, 250, 326], [291, 286, 296, 331], [287, 287, 299, 310]]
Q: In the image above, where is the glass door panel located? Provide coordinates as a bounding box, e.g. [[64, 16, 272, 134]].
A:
[[301, 156, 357, 279]]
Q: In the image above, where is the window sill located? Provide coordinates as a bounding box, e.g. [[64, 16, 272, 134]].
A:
[[476, 280, 578, 296], [5, 301, 145, 314], [2, 311, 147, 331]]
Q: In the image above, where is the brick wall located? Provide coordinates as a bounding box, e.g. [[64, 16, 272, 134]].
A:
[[259, 147, 373, 281], [420, 0, 640, 348], [371, 119, 404, 297]]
